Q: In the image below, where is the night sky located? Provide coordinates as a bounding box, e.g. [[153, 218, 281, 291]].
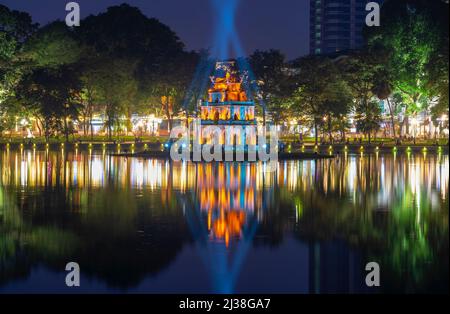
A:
[[0, 0, 310, 60]]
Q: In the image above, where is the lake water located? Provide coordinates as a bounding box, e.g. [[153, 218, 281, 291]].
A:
[[0, 149, 448, 293]]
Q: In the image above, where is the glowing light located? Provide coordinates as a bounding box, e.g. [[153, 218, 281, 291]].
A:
[[90, 158, 104, 187]]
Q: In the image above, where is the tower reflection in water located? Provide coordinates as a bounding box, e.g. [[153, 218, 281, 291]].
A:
[[182, 163, 269, 293], [197, 164, 261, 247], [0, 149, 448, 293]]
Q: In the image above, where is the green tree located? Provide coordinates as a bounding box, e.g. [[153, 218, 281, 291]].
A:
[[291, 56, 351, 145], [84, 58, 137, 139], [15, 65, 82, 142], [425, 2, 449, 126], [23, 21, 81, 69], [248, 49, 291, 126], [77, 3, 189, 132], [5, 18, 84, 140], [78, 59, 98, 138], [0, 97, 21, 137], [1, 5, 36, 137], [322, 80, 353, 143], [0, 5, 36, 97], [366, 0, 448, 135], [338, 50, 384, 142], [354, 100, 382, 143], [78, 4, 184, 61], [369, 46, 401, 139], [143, 51, 198, 130]]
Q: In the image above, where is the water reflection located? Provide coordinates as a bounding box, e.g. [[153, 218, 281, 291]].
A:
[[0, 149, 448, 293]]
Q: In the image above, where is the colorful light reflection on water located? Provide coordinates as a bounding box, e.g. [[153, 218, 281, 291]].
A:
[[0, 149, 448, 293]]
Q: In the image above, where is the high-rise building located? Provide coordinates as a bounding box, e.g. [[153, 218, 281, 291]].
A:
[[309, 0, 380, 55]]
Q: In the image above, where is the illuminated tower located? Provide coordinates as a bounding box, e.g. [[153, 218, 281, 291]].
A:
[[199, 60, 257, 146]]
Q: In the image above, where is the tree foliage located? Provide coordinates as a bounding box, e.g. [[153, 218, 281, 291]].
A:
[[15, 65, 82, 141], [367, 0, 449, 128], [248, 49, 294, 126], [290, 56, 352, 144]]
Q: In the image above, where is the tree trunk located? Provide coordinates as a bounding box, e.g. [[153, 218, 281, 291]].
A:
[[386, 98, 396, 139], [36, 119, 42, 137], [262, 107, 266, 126], [165, 105, 173, 131], [44, 123, 50, 143], [126, 109, 132, 135], [328, 117, 332, 143], [314, 120, 318, 146], [404, 115, 409, 136], [341, 129, 346, 142], [107, 116, 112, 140], [90, 112, 93, 140], [64, 117, 69, 142], [82, 114, 87, 136]]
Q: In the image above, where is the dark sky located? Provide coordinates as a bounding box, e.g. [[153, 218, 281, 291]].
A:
[[0, 0, 310, 59]]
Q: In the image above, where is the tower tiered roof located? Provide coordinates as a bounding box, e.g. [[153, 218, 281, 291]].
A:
[[200, 61, 256, 125]]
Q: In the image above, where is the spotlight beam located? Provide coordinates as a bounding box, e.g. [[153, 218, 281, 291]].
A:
[[182, 0, 266, 114]]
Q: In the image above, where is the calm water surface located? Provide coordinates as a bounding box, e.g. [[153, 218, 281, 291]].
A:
[[0, 149, 448, 293]]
